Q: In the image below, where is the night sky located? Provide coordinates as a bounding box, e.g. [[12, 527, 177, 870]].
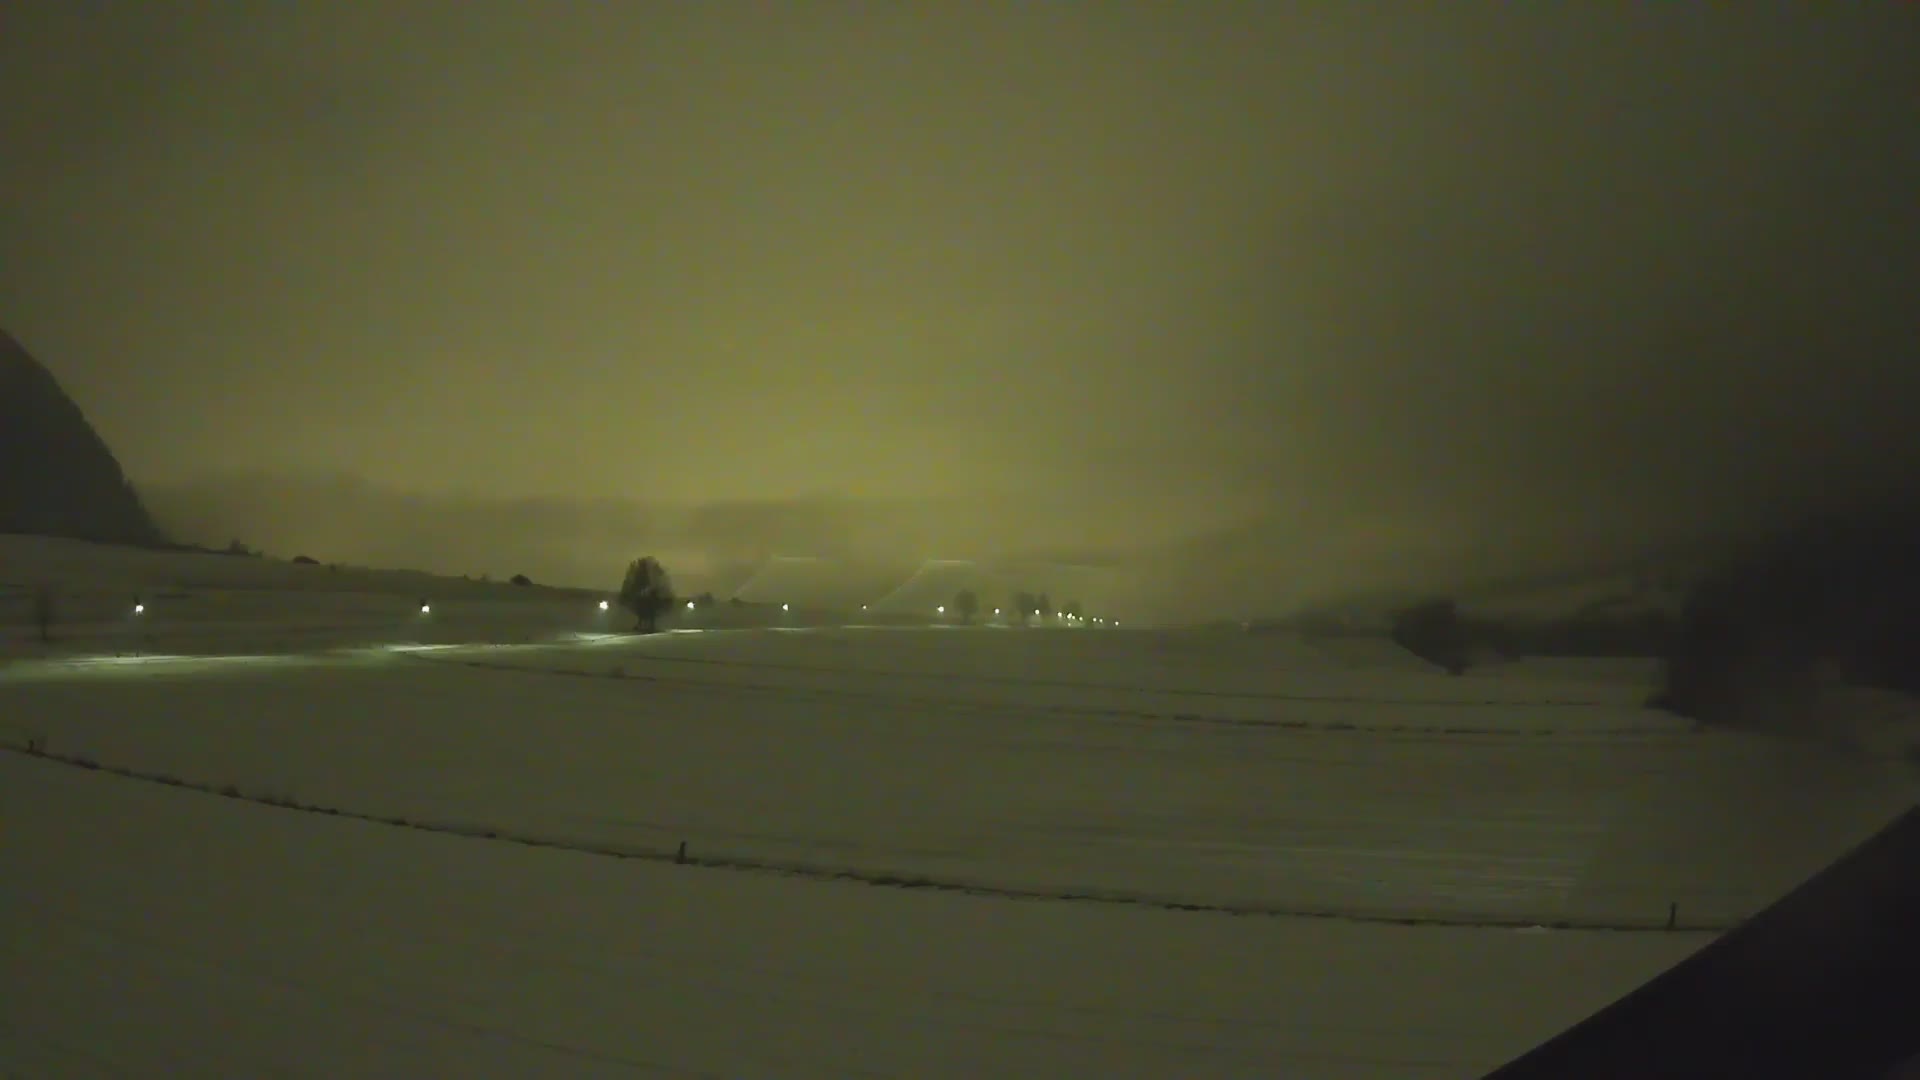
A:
[[3, 4, 1916, 614]]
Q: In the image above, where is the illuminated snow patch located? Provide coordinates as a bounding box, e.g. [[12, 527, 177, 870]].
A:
[[0, 651, 325, 682], [63, 653, 198, 666], [560, 631, 619, 642]]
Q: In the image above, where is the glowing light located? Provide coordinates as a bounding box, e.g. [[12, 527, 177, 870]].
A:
[[420, 604, 431, 614], [686, 601, 695, 610], [132, 603, 144, 615], [598, 600, 609, 611], [993, 608, 1000, 615], [781, 603, 790, 611], [936, 606, 945, 614]]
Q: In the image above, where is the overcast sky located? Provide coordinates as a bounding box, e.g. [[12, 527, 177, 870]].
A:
[[3, 3, 1916, 611]]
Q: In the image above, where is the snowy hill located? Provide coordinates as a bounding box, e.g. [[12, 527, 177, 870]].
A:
[[4, 534, 1915, 1076]]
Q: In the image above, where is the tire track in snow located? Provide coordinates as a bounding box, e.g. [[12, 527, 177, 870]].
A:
[[479, 639, 1634, 709], [4, 741, 1732, 934], [399, 649, 1684, 741]]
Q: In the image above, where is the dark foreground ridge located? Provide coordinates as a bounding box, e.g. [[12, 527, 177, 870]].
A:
[[1487, 801, 1920, 1079], [5, 737, 1728, 933]]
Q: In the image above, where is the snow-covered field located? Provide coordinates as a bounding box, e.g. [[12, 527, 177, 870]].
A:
[[4, 536, 1916, 1076]]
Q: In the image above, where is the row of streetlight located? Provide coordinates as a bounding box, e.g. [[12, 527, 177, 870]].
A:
[[121, 596, 1111, 626], [848, 602, 1112, 625]]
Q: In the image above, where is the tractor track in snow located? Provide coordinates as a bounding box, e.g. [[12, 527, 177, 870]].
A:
[[398, 649, 1685, 741], [3, 740, 1734, 935]]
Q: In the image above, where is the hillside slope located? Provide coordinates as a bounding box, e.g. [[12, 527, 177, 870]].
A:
[[0, 327, 162, 546]]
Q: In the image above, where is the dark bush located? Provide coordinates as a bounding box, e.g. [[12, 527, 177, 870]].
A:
[[510, 573, 533, 586], [1009, 591, 1036, 625], [1391, 597, 1472, 675], [1651, 503, 1920, 725], [952, 588, 979, 623], [1467, 611, 1675, 660], [291, 554, 319, 565]]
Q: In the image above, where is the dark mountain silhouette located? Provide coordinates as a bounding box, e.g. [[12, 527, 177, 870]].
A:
[[1, 326, 164, 546]]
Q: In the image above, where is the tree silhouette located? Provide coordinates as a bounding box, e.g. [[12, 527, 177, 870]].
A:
[[618, 556, 676, 633]]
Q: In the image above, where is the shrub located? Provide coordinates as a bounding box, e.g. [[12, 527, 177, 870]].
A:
[[1391, 597, 1472, 675], [291, 554, 319, 565], [510, 573, 533, 586], [1009, 591, 1036, 625], [952, 588, 979, 623], [1651, 503, 1920, 726]]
